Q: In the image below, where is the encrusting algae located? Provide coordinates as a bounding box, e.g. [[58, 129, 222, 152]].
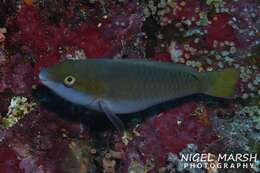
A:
[[0, 0, 259, 172], [1, 96, 36, 128]]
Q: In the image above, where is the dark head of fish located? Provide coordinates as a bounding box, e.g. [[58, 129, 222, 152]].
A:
[[38, 60, 122, 132], [39, 60, 75, 83], [38, 60, 98, 106], [39, 60, 94, 90]]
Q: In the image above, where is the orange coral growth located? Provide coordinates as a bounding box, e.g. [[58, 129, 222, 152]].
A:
[[24, 0, 34, 6], [0, 33, 5, 43]]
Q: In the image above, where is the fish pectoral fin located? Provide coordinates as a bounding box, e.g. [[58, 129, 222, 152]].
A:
[[98, 100, 125, 132]]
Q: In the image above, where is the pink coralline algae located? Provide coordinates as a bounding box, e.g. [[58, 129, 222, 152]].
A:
[[173, 0, 205, 21], [206, 13, 240, 49], [0, 55, 33, 95], [0, 0, 259, 173], [122, 102, 217, 172], [0, 144, 22, 173], [14, 5, 114, 75], [8, 3, 143, 77], [151, 52, 172, 62], [1, 107, 87, 173], [76, 23, 113, 58]]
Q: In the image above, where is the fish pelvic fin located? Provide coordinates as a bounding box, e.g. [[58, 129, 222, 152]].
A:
[[202, 68, 239, 98], [98, 100, 125, 132]]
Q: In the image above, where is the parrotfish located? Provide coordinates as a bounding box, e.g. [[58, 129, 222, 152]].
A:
[[39, 59, 239, 131]]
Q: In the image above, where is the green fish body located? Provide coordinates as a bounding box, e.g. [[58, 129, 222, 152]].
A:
[[39, 59, 239, 130]]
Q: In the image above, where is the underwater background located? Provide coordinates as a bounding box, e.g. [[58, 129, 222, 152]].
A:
[[0, 0, 259, 173]]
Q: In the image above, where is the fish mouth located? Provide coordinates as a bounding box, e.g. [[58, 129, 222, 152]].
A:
[[38, 69, 58, 89], [39, 68, 48, 81]]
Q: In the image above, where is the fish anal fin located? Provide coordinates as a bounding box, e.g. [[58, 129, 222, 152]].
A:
[[98, 100, 125, 132]]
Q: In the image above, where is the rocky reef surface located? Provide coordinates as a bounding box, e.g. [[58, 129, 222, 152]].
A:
[[0, 0, 259, 173]]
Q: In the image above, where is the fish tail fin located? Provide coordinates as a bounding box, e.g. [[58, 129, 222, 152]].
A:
[[201, 68, 239, 98]]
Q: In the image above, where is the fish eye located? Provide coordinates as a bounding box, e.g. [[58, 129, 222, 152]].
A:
[[64, 75, 76, 86]]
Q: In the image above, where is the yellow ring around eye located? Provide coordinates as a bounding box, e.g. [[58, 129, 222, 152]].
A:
[[64, 75, 76, 86]]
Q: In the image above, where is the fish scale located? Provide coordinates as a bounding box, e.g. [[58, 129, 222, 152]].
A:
[[104, 61, 199, 101], [39, 59, 239, 130]]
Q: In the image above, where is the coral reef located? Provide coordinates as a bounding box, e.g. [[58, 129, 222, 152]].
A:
[[121, 102, 218, 172], [0, 0, 259, 173], [2, 96, 36, 128]]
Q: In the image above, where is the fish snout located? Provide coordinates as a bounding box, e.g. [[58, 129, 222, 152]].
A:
[[39, 68, 49, 81]]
